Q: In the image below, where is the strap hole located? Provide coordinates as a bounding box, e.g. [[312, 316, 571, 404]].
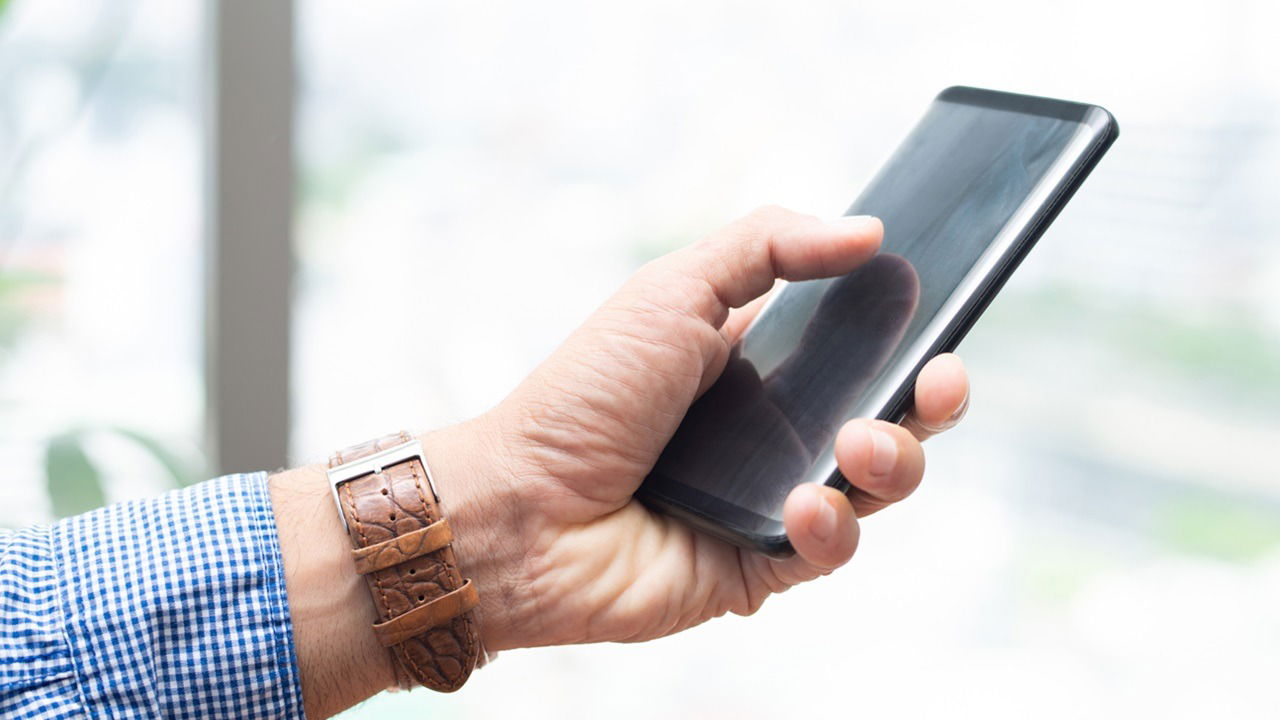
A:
[[417, 595, 425, 602], [408, 568, 416, 575], [380, 488, 388, 495], [389, 513, 396, 521]]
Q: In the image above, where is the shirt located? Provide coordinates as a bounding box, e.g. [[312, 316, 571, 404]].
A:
[[0, 473, 306, 720]]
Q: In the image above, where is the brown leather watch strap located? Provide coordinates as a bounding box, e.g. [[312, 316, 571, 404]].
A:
[[351, 518, 455, 575], [328, 432, 480, 692], [372, 579, 480, 646]]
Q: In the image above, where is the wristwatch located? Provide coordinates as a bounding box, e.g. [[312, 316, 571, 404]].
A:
[[326, 432, 481, 692]]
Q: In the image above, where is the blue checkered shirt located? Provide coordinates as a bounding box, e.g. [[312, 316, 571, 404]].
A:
[[0, 473, 305, 719]]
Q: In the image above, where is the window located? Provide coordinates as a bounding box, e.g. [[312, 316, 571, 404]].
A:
[[0, 0, 203, 524], [4, 0, 1276, 715], [298, 1, 1280, 717]]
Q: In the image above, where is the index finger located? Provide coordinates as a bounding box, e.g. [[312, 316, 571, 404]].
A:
[[641, 206, 883, 330]]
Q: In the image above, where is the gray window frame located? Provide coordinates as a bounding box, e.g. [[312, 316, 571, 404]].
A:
[[203, 0, 294, 475]]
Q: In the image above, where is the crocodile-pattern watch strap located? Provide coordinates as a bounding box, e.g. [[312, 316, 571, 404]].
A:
[[329, 432, 480, 692]]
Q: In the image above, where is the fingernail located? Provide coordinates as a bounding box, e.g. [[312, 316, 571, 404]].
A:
[[949, 387, 971, 423], [920, 388, 971, 434], [828, 214, 878, 230], [867, 428, 898, 477], [810, 492, 838, 543]]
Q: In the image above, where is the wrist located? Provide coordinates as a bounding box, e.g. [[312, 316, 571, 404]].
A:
[[418, 415, 538, 653], [270, 416, 536, 718], [269, 462, 396, 719]]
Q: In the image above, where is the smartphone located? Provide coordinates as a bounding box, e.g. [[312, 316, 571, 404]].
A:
[[637, 86, 1118, 557]]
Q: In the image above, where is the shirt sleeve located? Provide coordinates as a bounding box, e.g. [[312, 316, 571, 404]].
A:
[[0, 473, 306, 720]]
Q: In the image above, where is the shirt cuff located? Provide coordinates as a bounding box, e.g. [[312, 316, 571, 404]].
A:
[[52, 473, 306, 720]]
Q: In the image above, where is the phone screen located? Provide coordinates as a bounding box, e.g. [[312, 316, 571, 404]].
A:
[[641, 88, 1114, 546]]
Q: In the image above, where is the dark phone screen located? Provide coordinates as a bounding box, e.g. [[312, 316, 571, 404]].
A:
[[644, 92, 1106, 531]]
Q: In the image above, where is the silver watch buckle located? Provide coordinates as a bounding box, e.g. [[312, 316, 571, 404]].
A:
[[326, 438, 435, 533]]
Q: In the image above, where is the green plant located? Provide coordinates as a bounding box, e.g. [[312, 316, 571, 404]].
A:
[[44, 427, 201, 518]]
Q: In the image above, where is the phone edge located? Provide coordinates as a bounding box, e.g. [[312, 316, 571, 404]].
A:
[[818, 105, 1120, 492], [640, 96, 1120, 559]]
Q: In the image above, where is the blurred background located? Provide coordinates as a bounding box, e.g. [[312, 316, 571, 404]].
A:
[[3, 0, 1279, 717]]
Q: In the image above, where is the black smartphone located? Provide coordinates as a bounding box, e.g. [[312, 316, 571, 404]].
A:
[[637, 86, 1118, 557]]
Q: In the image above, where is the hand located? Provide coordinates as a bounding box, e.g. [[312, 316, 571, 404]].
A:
[[275, 206, 972, 717], [432, 206, 972, 652]]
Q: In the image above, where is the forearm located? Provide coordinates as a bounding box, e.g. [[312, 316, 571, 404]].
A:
[[269, 417, 533, 719]]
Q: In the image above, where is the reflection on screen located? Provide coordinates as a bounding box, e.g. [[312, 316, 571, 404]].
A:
[[649, 99, 1087, 521]]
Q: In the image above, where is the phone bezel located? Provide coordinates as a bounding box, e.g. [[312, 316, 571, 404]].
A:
[[638, 86, 1119, 558]]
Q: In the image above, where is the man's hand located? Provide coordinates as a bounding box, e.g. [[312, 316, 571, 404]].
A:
[[274, 206, 970, 718], [437, 206, 970, 651]]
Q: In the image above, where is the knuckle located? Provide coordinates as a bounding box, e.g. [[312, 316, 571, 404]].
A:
[[631, 254, 668, 283], [738, 204, 792, 233], [629, 251, 686, 291], [732, 592, 770, 617], [748, 203, 789, 220]]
